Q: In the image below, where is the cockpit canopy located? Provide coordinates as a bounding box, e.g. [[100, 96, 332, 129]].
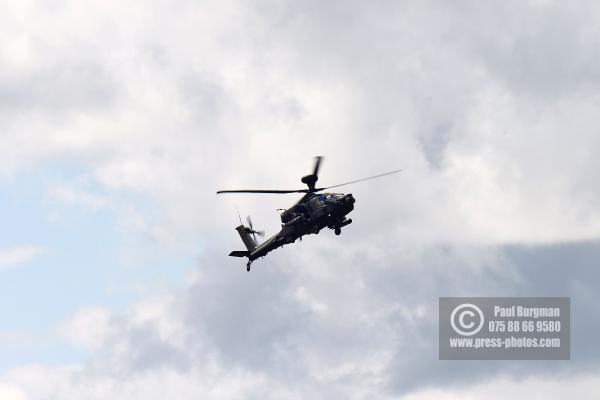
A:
[[317, 193, 345, 204]]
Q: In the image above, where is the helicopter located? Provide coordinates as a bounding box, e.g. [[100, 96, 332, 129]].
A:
[[217, 156, 401, 271]]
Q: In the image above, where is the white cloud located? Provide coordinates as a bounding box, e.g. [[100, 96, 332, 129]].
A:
[[2, 363, 296, 400], [0, 246, 45, 270], [56, 307, 113, 350], [47, 184, 112, 210], [2, 0, 600, 248], [402, 373, 600, 400], [0, 382, 26, 400], [2, 0, 600, 398]]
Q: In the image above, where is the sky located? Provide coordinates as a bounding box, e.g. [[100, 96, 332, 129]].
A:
[[1, 0, 600, 398]]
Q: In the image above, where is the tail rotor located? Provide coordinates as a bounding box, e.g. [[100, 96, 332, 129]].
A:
[[245, 215, 265, 242]]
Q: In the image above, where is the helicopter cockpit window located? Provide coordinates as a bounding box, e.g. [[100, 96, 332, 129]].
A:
[[322, 193, 344, 203]]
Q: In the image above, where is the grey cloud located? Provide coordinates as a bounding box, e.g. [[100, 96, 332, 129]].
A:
[[507, 240, 600, 367], [81, 240, 600, 398], [385, 240, 600, 395], [0, 54, 116, 113], [459, 3, 600, 99], [123, 322, 191, 372], [183, 254, 311, 372], [3, 0, 600, 398]]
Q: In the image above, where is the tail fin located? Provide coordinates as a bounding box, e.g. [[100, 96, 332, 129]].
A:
[[235, 225, 257, 251]]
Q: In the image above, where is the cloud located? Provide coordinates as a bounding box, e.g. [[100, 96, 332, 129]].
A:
[[3, 1, 600, 246], [0, 246, 45, 270], [1, 0, 600, 398], [4, 240, 600, 399], [0, 382, 26, 400], [56, 307, 113, 350], [401, 373, 600, 400]]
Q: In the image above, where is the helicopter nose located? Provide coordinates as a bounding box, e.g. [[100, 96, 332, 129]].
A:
[[345, 194, 355, 204]]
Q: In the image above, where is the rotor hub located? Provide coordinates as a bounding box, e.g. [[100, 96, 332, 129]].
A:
[[301, 174, 318, 190]]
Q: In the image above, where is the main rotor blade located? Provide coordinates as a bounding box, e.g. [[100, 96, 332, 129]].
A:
[[312, 156, 323, 177], [217, 189, 308, 194], [316, 169, 402, 191]]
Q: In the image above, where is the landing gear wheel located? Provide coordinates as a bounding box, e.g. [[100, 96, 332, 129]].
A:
[[246, 262, 251, 272], [334, 228, 341, 235]]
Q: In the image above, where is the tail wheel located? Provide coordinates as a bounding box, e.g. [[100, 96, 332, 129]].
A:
[[334, 228, 341, 235]]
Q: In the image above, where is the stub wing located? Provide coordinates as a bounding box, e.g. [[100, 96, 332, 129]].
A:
[[229, 250, 250, 257]]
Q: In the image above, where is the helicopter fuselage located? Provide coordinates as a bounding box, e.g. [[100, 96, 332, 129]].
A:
[[245, 192, 355, 262], [280, 192, 355, 231]]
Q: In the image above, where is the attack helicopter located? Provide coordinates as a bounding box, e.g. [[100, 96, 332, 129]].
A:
[[217, 156, 401, 271]]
